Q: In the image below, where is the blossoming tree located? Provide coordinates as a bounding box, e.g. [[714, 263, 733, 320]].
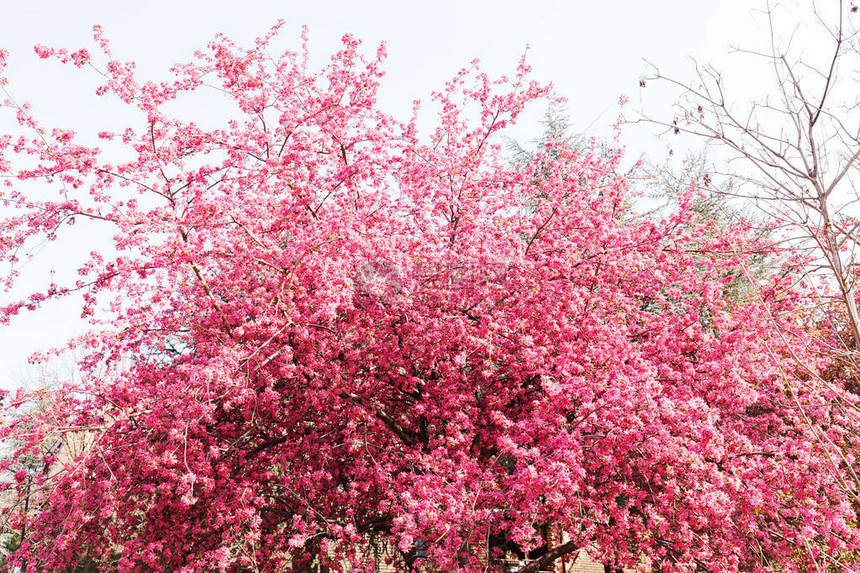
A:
[[0, 24, 857, 573]]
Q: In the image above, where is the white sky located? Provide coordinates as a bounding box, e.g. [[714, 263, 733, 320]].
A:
[[0, 0, 758, 387]]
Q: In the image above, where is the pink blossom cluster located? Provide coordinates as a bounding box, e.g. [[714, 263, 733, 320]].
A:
[[0, 24, 857, 572]]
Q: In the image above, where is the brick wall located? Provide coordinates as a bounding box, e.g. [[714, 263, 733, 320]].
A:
[[567, 551, 608, 573], [496, 550, 639, 573], [324, 547, 642, 572]]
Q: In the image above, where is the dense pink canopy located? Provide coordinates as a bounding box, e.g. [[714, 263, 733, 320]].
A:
[[0, 25, 857, 572]]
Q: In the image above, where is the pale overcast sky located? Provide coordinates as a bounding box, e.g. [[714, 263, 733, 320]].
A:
[[0, 0, 760, 387]]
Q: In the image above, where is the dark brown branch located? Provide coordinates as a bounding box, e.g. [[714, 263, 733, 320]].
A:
[[340, 392, 417, 447], [519, 542, 580, 573]]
